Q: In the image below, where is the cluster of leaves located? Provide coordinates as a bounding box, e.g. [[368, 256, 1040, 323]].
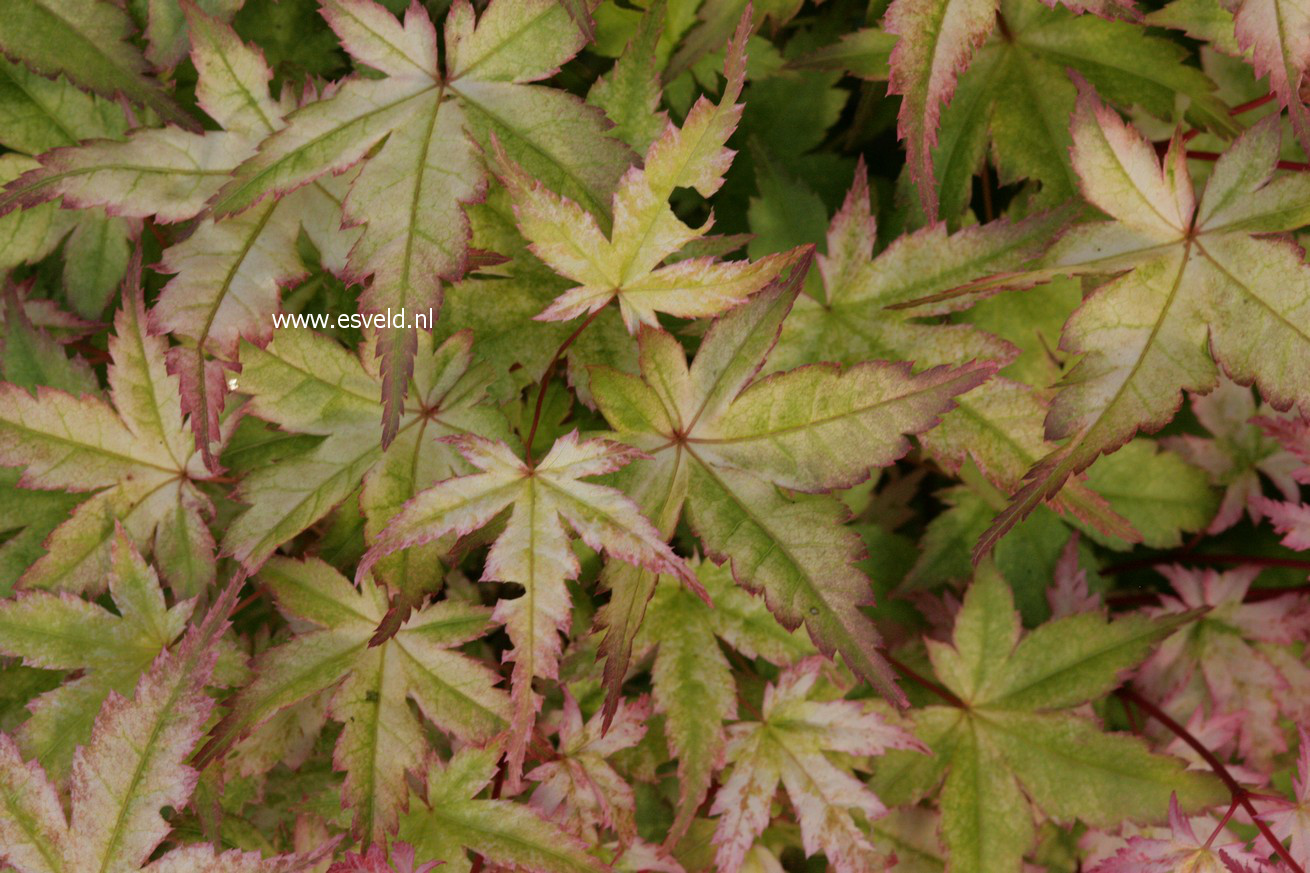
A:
[[4, 0, 1310, 870]]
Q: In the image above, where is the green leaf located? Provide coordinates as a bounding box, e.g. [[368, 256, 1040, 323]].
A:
[[1081, 439, 1218, 548], [898, 567, 1227, 872]]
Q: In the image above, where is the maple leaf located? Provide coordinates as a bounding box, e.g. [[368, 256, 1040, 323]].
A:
[[1258, 727, 1310, 869], [1256, 414, 1310, 478], [950, 84, 1310, 559], [1047, 533, 1100, 618], [1163, 377, 1303, 533], [0, 9, 358, 468], [588, 254, 995, 707], [1163, 710, 1268, 786], [871, 564, 1225, 873], [196, 556, 510, 844], [1134, 565, 1310, 772], [884, 0, 1234, 218], [1259, 496, 1310, 549], [221, 327, 509, 622], [710, 657, 923, 873], [210, 0, 631, 443], [526, 691, 650, 845], [0, 266, 218, 597], [0, 526, 194, 783], [769, 161, 1132, 540], [357, 431, 693, 791], [1088, 794, 1266, 873], [495, 11, 805, 333], [632, 558, 813, 846], [585, 2, 666, 154], [398, 745, 608, 873], [0, 582, 332, 873]]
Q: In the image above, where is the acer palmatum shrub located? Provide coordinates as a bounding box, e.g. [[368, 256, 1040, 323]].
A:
[[2, 0, 1310, 871]]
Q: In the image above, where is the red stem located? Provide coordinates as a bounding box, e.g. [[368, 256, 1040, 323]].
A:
[[1230, 93, 1276, 115], [1204, 796, 1241, 850], [523, 307, 604, 465], [1103, 551, 1310, 577], [1187, 149, 1310, 171], [879, 648, 965, 708], [1117, 687, 1304, 872]]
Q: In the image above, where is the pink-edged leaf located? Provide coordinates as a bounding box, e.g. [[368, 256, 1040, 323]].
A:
[[886, 0, 998, 219]]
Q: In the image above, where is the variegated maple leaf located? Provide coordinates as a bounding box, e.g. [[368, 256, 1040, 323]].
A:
[[1258, 727, 1310, 869], [1088, 794, 1266, 873], [222, 326, 509, 627], [1163, 377, 1303, 533], [633, 559, 814, 847], [210, 0, 630, 444], [527, 691, 650, 845], [589, 259, 994, 708], [711, 657, 923, 873], [1135, 566, 1310, 771], [0, 8, 358, 468], [494, 11, 805, 333], [0, 268, 218, 596], [1259, 495, 1310, 549], [0, 582, 331, 873], [196, 556, 510, 845], [950, 84, 1310, 558], [357, 431, 694, 792], [325, 841, 440, 873]]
